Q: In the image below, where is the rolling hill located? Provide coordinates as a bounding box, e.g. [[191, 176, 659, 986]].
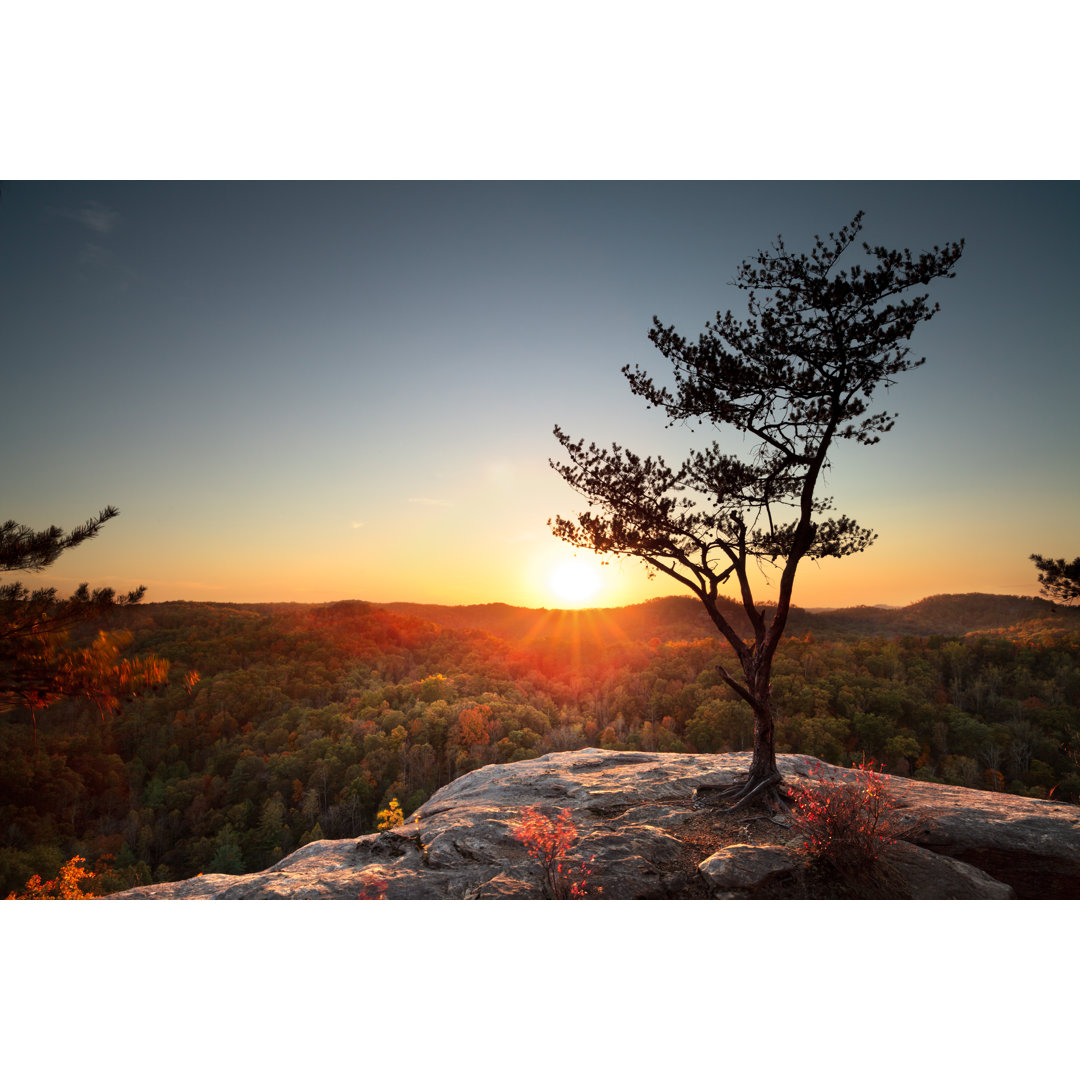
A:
[[382, 592, 1080, 645]]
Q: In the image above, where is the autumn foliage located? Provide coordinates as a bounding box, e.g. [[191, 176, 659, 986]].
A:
[[7, 855, 97, 899], [46, 630, 171, 719], [788, 758, 910, 876], [376, 798, 404, 832], [2, 595, 1078, 897], [510, 807, 599, 899]]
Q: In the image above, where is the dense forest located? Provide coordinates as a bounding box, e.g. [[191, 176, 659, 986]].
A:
[[3, 593, 1079, 896]]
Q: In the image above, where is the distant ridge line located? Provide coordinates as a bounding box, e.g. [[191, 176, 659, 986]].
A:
[[376, 592, 1076, 644], [130, 592, 1078, 645]]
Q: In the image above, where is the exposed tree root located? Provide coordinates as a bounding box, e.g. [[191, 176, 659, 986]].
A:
[[725, 774, 785, 813], [693, 773, 791, 815]]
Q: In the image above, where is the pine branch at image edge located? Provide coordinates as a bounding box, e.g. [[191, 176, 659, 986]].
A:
[[550, 212, 964, 811], [0, 506, 169, 733], [1030, 554, 1080, 606]]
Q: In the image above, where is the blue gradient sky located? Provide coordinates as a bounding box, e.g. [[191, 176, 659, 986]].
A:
[[2, 181, 1077, 609]]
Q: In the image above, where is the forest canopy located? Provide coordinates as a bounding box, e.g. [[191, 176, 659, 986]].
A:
[[2, 594, 1079, 896]]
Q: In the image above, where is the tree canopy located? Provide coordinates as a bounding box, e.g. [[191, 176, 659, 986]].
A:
[[551, 212, 963, 805], [1, 508, 145, 649]]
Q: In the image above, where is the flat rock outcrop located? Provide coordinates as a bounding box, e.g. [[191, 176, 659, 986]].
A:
[[109, 750, 1080, 900]]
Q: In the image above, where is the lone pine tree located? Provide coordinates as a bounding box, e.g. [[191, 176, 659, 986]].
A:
[[550, 212, 963, 809]]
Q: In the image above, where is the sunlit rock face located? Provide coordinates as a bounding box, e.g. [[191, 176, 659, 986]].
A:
[[108, 750, 1080, 900]]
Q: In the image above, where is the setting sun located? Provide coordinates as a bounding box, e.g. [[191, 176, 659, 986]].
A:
[[548, 558, 602, 607]]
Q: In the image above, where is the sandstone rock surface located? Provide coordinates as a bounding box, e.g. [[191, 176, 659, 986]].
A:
[[109, 750, 1080, 900]]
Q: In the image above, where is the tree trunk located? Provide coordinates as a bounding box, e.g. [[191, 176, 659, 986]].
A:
[[749, 702, 778, 782], [747, 669, 779, 783]]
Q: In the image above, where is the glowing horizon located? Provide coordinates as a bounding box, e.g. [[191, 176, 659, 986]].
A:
[[25, 534, 1054, 614]]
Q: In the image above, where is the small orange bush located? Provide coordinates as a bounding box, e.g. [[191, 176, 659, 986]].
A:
[[7, 855, 97, 900], [510, 807, 599, 899], [376, 798, 404, 832]]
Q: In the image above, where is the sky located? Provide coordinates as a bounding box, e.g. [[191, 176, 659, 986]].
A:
[[2, 180, 1078, 611]]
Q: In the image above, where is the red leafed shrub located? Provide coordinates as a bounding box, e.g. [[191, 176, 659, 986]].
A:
[[788, 758, 910, 876], [510, 808, 600, 899]]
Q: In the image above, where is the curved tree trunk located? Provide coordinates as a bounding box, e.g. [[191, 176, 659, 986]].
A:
[[697, 665, 785, 813]]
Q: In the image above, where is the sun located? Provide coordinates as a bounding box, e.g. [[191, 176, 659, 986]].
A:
[[548, 558, 602, 608]]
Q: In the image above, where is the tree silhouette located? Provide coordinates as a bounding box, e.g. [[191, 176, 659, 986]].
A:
[[550, 213, 963, 809], [1029, 554, 1080, 605]]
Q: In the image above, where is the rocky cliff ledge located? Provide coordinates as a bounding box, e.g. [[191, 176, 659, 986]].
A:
[[110, 750, 1080, 900]]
